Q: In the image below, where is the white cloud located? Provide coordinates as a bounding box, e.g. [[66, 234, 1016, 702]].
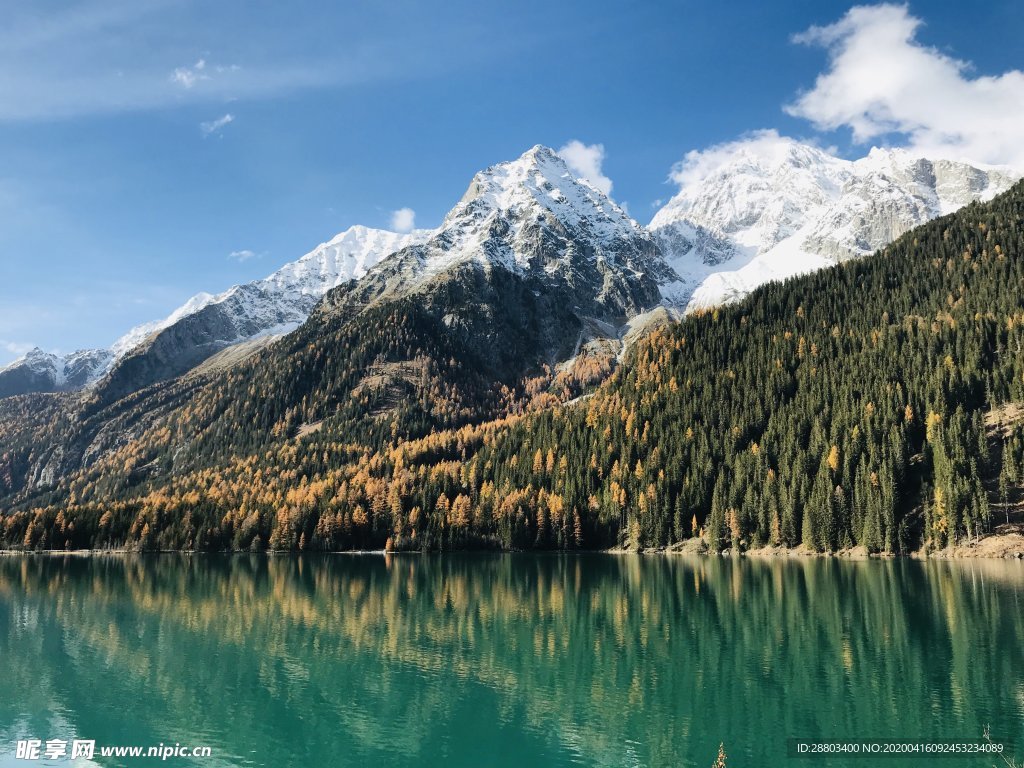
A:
[[1, 340, 35, 359], [786, 3, 1024, 169], [390, 207, 416, 233], [171, 59, 243, 89], [668, 129, 817, 187], [170, 59, 208, 89], [557, 140, 613, 196], [228, 249, 257, 262], [200, 113, 234, 137]]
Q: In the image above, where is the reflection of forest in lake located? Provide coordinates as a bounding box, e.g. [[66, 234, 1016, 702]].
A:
[[1, 554, 1023, 767]]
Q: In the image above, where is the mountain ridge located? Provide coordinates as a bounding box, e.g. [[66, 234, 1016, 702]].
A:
[[651, 134, 1018, 308], [1, 138, 1018, 400]]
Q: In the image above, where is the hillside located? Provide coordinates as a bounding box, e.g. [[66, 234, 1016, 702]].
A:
[[3, 178, 1024, 553]]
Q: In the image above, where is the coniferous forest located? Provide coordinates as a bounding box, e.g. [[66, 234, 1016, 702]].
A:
[[3, 182, 1024, 554]]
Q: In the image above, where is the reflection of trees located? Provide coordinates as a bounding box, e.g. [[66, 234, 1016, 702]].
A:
[[0, 555, 1022, 767]]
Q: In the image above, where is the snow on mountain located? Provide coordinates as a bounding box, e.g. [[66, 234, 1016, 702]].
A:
[[0, 347, 113, 397], [0, 348, 66, 388], [85, 224, 435, 401], [0, 224, 430, 401], [437, 144, 651, 268], [312, 145, 673, 379], [352, 145, 671, 316], [651, 134, 1020, 310], [111, 224, 432, 359]]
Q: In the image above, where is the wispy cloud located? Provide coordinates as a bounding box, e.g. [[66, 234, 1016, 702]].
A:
[[171, 59, 242, 90], [0, 2, 353, 121], [170, 58, 209, 89], [390, 207, 416, 233], [0, 0, 515, 123], [0, 340, 36, 359], [557, 140, 613, 196], [200, 113, 234, 137], [227, 249, 258, 262], [786, 3, 1024, 168]]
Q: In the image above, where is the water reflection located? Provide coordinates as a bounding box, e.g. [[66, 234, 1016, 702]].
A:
[[0, 554, 1022, 767]]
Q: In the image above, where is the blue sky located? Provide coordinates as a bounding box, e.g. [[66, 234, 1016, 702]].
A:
[[2, 0, 1023, 363]]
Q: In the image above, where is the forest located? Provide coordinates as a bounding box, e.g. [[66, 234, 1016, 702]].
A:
[[3, 181, 1024, 554]]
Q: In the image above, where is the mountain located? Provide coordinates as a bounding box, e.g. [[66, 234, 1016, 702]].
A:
[[6, 138, 1016, 404], [319, 145, 670, 367], [99, 145, 667, 406], [6, 174, 1024, 554], [651, 135, 1018, 309], [95, 226, 434, 402], [0, 348, 113, 398], [0, 145, 671, 505], [150, 144, 672, 435], [0, 226, 430, 401], [111, 224, 432, 357]]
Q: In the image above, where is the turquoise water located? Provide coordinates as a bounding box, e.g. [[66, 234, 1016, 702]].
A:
[[1, 554, 1022, 767]]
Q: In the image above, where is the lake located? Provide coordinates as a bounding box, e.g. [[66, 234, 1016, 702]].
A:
[[1, 554, 1022, 767]]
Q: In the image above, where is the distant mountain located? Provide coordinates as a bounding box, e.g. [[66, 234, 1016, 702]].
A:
[[112, 224, 432, 357], [650, 136, 1018, 309], [97, 226, 432, 401], [0, 226, 431, 400], [0, 348, 113, 398]]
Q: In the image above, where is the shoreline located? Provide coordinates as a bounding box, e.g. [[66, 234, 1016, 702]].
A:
[[620, 528, 1024, 560], [2, 530, 1024, 560]]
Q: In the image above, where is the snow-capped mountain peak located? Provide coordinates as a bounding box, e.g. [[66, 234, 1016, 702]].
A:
[[314, 145, 673, 336], [312, 144, 668, 375], [452, 145, 634, 232], [650, 135, 850, 253], [404, 144, 660, 287], [651, 135, 1020, 309], [108, 224, 432, 360], [0, 346, 113, 397], [262, 224, 434, 295], [0, 347, 62, 382], [18, 223, 437, 401]]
